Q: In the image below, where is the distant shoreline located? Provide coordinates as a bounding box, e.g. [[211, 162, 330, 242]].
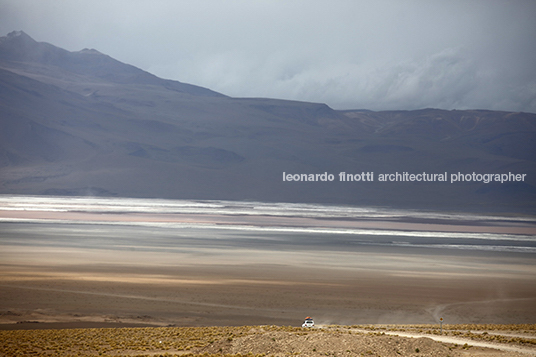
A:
[[2, 209, 536, 236]]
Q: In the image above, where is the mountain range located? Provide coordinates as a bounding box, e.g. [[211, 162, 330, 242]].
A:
[[1, 31, 535, 213]]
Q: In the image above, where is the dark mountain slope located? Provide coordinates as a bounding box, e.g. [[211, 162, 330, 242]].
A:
[[0, 31, 534, 212], [342, 109, 536, 161]]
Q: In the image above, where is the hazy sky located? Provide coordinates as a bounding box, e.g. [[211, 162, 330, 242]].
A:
[[1, 0, 535, 112]]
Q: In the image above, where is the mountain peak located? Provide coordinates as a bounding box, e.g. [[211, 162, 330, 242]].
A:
[[0, 30, 58, 63], [7, 30, 30, 38], [0, 30, 36, 45], [77, 48, 103, 55]]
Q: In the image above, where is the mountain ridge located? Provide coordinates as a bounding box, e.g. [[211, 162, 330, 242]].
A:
[[0, 31, 535, 213], [0, 30, 224, 96]]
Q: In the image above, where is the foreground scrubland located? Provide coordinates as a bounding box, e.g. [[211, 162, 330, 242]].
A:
[[1, 324, 535, 357]]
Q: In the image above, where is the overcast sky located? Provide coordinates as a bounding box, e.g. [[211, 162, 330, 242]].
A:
[[1, 0, 535, 112]]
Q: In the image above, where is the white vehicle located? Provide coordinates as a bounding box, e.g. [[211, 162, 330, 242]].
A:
[[302, 317, 314, 328]]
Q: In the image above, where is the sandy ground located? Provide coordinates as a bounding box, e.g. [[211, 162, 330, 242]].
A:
[[2, 324, 535, 356], [1, 209, 536, 329]]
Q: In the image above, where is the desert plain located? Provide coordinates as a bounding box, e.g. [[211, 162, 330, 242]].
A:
[[1, 199, 535, 328], [1, 198, 536, 356]]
